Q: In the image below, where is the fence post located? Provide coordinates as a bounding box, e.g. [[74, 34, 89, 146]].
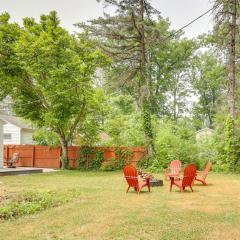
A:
[[6, 146, 9, 166], [59, 147, 62, 169], [32, 145, 35, 167]]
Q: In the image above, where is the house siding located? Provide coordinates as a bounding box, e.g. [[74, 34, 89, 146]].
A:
[[21, 129, 34, 144], [3, 123, 21, 144], [0, 120, 5, 168]]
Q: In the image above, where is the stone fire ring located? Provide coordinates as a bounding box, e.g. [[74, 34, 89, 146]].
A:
[[150, 179, 163, 187]]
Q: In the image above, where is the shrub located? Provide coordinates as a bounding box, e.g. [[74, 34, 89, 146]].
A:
[[115, 148, 132, 169], [148, 119, 199, 172], [100, 148, 133, 171], [100, 160, 118, 171]]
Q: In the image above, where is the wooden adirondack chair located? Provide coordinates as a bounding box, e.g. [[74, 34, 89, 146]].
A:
[[7, 153, 19, 168], [123, 165, 150, 194], [165, 160, 181, 180], [170, 163, 197, 192], [195, 161, 212, 186]]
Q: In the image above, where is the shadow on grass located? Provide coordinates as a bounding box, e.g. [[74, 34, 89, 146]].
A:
[[125, 190, 152, 195], [194, 183, 214, 187], [170, 189, 200, 193]]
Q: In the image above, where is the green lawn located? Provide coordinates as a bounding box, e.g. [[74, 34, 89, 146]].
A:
[[0, 171, 240, 240]]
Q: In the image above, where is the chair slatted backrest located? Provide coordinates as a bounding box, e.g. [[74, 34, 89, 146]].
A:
[[170, 160, 181, 175], [123, 165, 139, 187], [202, 162, 212, 181], [182, 164, 197, 187]]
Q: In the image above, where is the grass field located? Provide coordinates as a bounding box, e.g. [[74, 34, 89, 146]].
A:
[[0, 170, 240, 240]]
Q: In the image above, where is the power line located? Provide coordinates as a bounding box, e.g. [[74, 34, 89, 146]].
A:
[[171, 6, 215, 38], [155, 5, 217, 44]]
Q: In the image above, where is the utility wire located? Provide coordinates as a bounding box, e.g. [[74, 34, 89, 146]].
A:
[[8, 5, 216, 110], [170, 6, 215, 38]]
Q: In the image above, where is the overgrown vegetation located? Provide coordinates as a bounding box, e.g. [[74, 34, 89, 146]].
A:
[[100, 148, 133, 171], [0, 189, 82, 220], [78, 148, 104, 170]]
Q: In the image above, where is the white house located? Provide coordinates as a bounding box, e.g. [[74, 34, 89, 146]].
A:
[[0, 119, 6, 168], [0, 114, 35, 145]]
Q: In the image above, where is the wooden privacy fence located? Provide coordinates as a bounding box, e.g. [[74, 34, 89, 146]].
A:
[[4, 145, 147, 169]]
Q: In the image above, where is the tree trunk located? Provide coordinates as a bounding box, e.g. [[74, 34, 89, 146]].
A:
[[228, 0, 237, 172], [139, 0, 155, 156], [59, 136, 69, 169], [228, 0, 237, 119], [173, 86, 177, 121], [142, 99, 155, 156]]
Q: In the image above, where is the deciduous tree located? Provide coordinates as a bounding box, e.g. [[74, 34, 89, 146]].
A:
[[0, 11, 108, 168]]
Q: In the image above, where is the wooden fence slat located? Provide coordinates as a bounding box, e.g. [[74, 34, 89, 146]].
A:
[[3, 145, 147, 169], [32, 145, 35, 167]]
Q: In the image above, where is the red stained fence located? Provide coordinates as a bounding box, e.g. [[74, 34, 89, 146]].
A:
[[4, 145, 147, 169]]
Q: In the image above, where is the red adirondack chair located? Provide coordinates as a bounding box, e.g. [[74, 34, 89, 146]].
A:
[[170, 163, 197, 192], [165, 160, 181, 180], [123, 165, 150, 194], [195, 161, 212, 185]]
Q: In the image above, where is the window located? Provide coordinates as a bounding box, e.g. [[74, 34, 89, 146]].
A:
[[4, 133, 12, 140]]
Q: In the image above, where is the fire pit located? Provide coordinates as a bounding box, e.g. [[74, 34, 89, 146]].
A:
[[150, 178, 163, 187], [138, 169, 163, 187]]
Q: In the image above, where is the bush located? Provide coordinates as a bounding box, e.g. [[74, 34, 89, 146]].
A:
[[196, 137, 217, 170], [100, 148, 133, 171], [100, 159, 118, 171], [148, 119, 199, 172]]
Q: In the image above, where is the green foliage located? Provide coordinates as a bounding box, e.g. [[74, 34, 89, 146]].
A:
[[79, 0, 167, 153], [75, 88, 110, 146], [191, 52, 226, 128], [150, 38, 197, 118], [115, 148, 133, 169], [0, 12, 22, 100], [207, 111, 240, 173], [1, 6, 239, 175], [142, 100, 154, 151], [147, 118, 199, 172], [224, 115, 240, 172], [0, 11, 109, 168], [95, 150, 105, 169], [100, 148, 133, 171], [102, 111, 146, 147], [78, 148, 104, 170], [100, 160, 118, 171], [33, 129, 60, 147], [0, 191, 61, 220], [196, 137, 217, 170]]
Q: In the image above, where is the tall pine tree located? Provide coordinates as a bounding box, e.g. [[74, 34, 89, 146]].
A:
[[77, 0, 165, 155]]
